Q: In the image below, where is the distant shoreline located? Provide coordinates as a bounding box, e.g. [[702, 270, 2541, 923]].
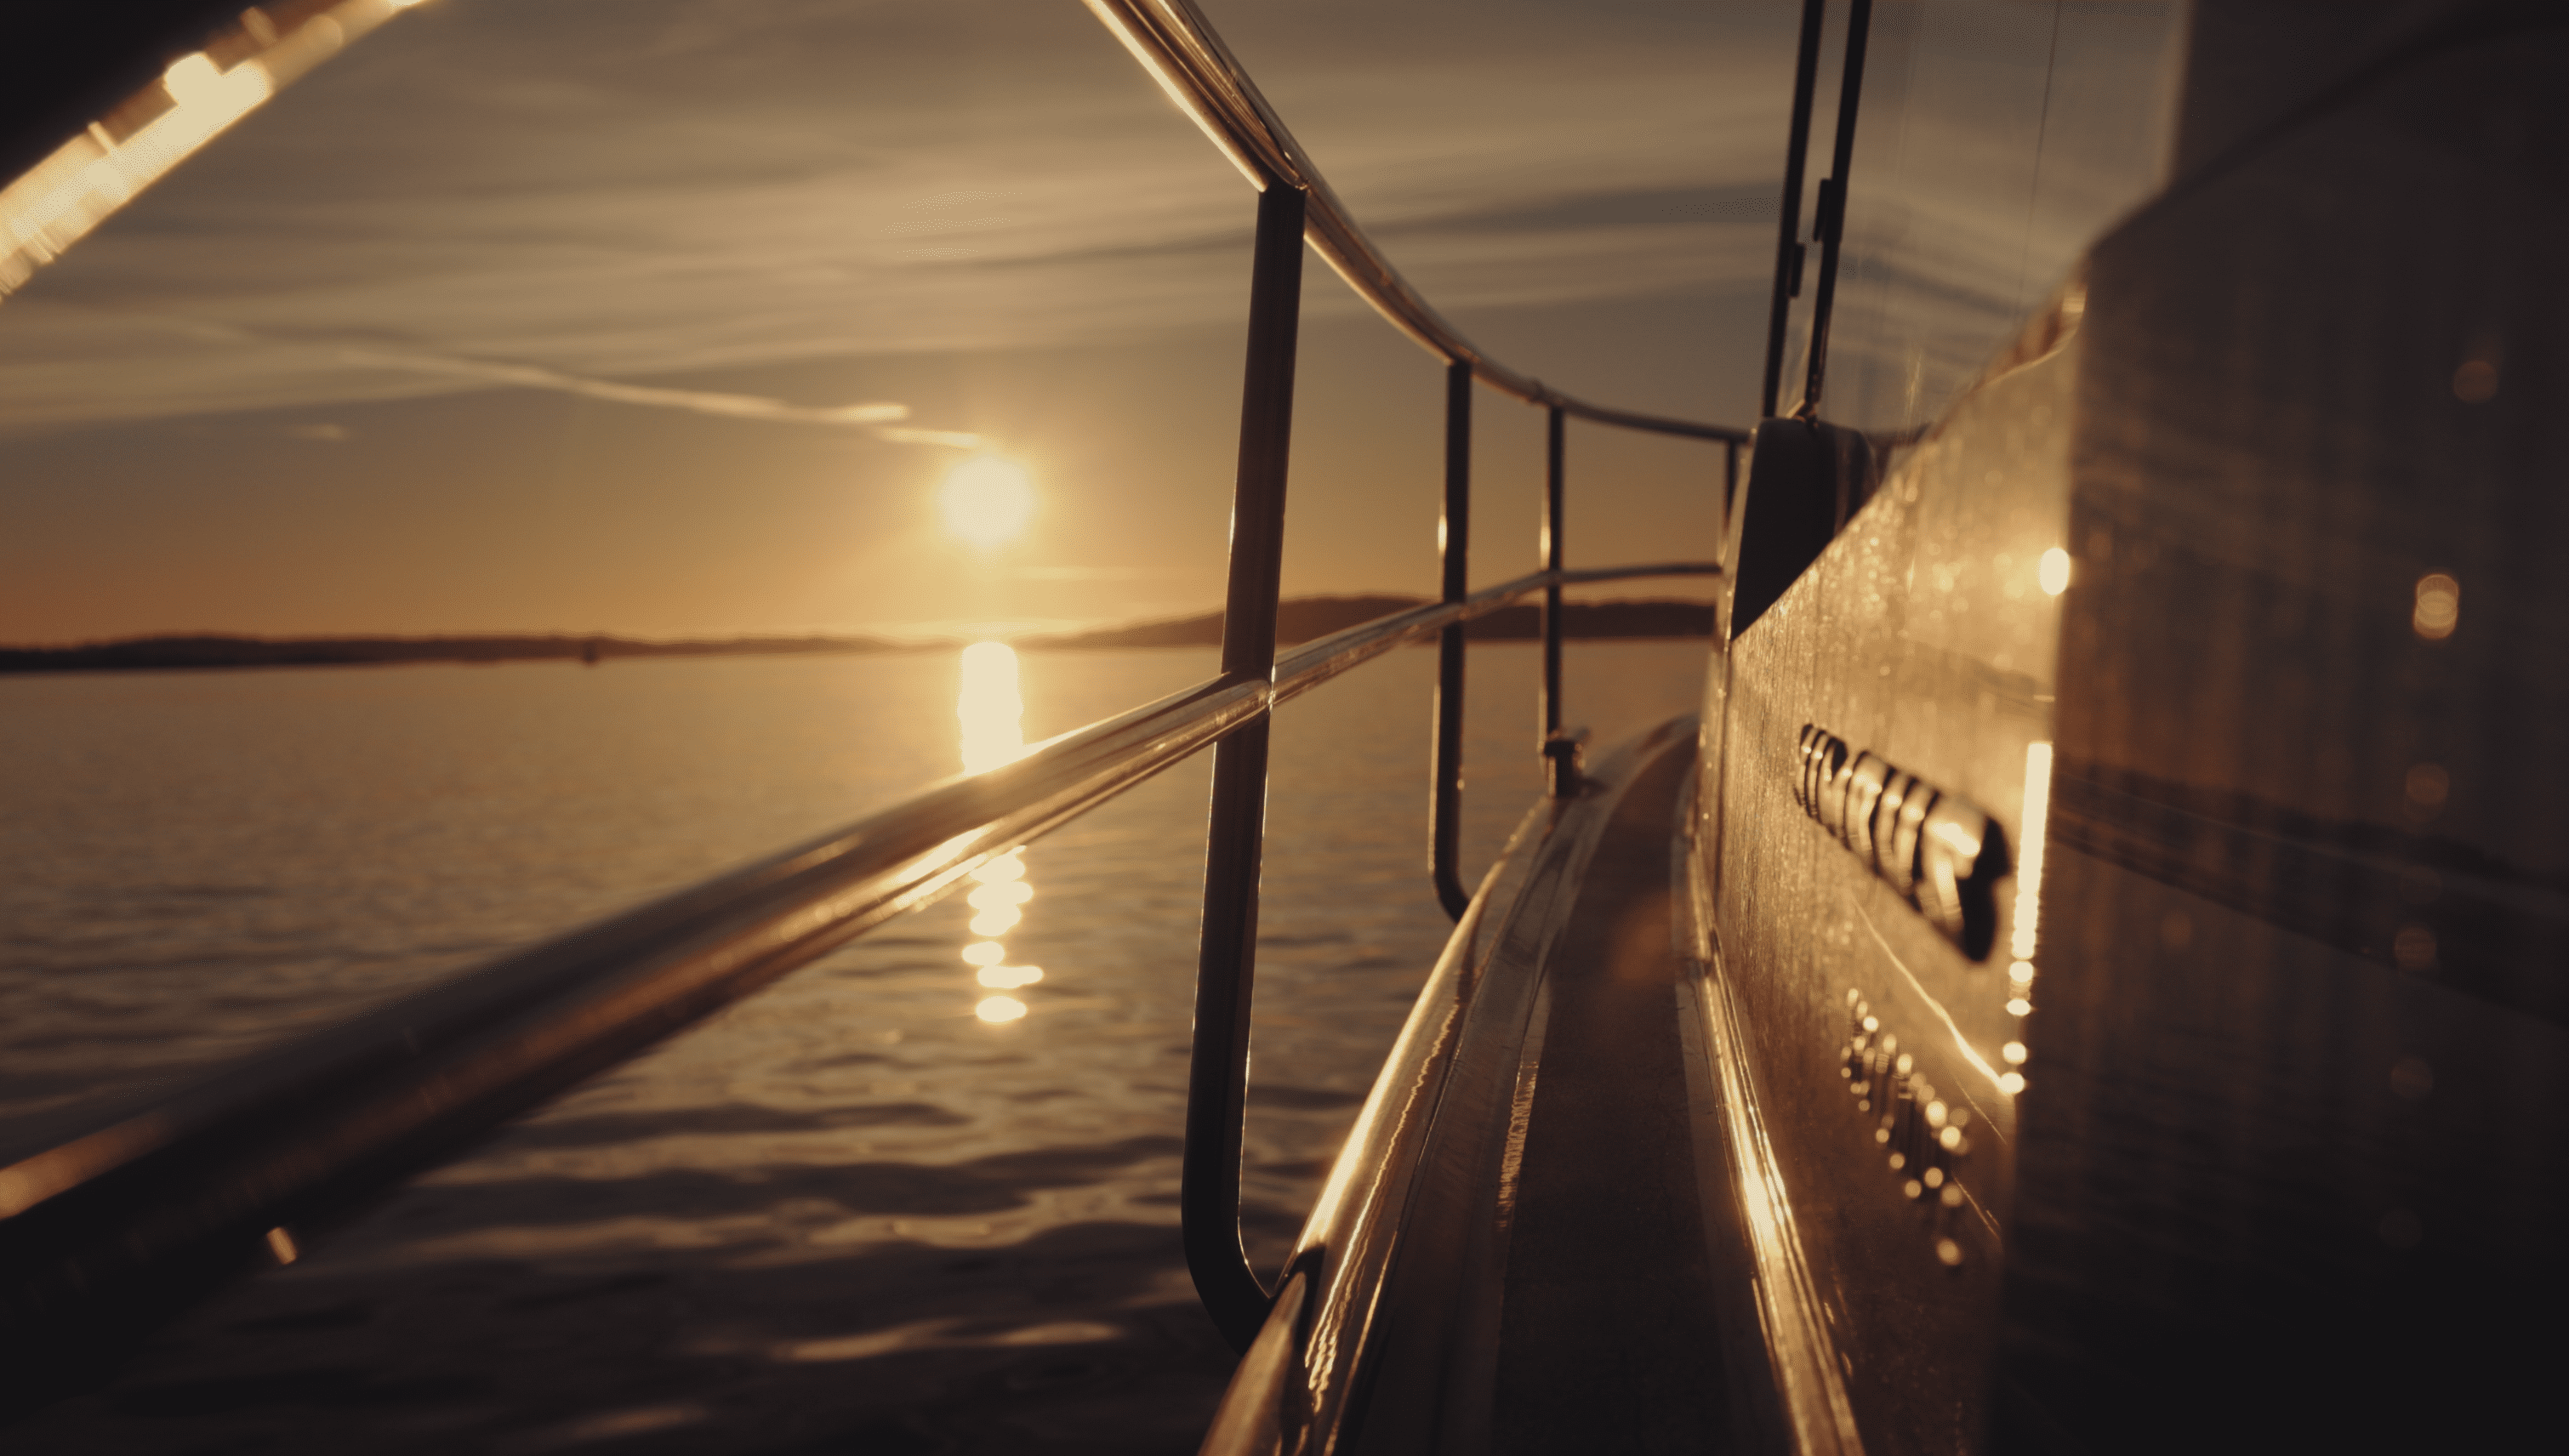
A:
[[0, 595, 1714, 675]]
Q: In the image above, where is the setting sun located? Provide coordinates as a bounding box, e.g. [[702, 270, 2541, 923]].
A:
[[938, 456, 1034, 549]]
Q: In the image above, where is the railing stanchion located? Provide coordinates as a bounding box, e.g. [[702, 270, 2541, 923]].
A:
[[1183, 173, 1306, 1353], [1797, 0, 1876, 417], [1723, 439, 1741, 535], [1538, 406, 1583, 797], [1541, 406, 1565, 743], [1760, 0, 1829, 420], [1431, 359, 1474, 919]]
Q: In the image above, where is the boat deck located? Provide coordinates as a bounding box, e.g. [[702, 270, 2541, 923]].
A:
[[1490, 742, 1731, 1453]]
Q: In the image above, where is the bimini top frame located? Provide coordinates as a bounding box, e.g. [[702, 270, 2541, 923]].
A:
[[0, 0, 1740, 1406]]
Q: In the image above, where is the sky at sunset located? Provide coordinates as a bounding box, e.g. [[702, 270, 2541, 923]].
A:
[[0, 0, 2173, 646]]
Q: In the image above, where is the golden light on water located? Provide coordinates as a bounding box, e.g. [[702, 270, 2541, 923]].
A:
[[956, 649, 1043, 1021], [957, 642, 1025, 774], [939, 457, 1035, 549]]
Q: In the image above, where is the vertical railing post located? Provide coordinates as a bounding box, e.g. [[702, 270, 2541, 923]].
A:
[[1541, 406, 1565, 742], [1537, 405, 1582, 797], [1184, 173, 1306, 1353], [1760, 0, 1830, 420], [1723, 438, 1741, 535], [1430, 359, 1473, 919], [1799, 0, 1876, 417]]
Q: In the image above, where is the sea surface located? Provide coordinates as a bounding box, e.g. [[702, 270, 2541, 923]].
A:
[[2, 640, 1708, 1454]]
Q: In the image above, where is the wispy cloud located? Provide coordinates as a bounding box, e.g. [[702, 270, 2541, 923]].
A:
[[333, 348, 982, 446], [0, 0, 1797, 431], [1003, 565, 1172, 582]]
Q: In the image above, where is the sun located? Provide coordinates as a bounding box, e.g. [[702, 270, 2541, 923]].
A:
[[938, 456, 1034, 549]]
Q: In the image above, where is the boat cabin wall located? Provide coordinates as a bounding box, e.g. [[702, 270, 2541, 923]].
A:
[[1700, 314, 2076, 1455], [1695, 3, 2569, 1450]]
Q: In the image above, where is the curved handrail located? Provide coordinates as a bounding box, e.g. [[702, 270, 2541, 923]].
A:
[[1085, 0, 1749, 446]]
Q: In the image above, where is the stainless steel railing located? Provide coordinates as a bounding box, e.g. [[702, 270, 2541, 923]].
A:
[[1084, 0, 1740, 1345], [0, 0, 1744, 1403]]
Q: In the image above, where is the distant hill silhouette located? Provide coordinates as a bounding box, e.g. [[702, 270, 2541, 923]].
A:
[[0, 598, 1712, 675], [0, 634, 902, 674]]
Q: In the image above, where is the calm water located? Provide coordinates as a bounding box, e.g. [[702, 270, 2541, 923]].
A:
[[3, 640, 1706, 1453]]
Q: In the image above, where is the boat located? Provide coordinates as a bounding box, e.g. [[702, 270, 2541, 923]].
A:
[[3, 1, 2562, 1451]]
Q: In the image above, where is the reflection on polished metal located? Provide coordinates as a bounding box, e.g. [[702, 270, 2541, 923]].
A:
[[1182, 169, 1305, 1351], [1079, 0, 1743, 446], [0, 0, 426, 299], [1431, 358, 1474, 921], [1794, 725, 2010, 960], [1198, 732, 1695, 1453], [1840, 992, 1976, 1266], [2004, 742, 2053, 1043]]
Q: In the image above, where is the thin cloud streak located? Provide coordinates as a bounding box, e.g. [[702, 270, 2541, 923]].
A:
[[0, 0, 1791, 431], [334, 348, 981, 446]]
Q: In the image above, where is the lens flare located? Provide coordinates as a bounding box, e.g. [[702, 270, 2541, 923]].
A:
[[975, 995, 1028, 1023]]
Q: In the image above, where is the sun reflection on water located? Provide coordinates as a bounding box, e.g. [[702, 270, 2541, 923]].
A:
[[957, 641, 1025, 774], [956, 642, 1043, 1023]]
